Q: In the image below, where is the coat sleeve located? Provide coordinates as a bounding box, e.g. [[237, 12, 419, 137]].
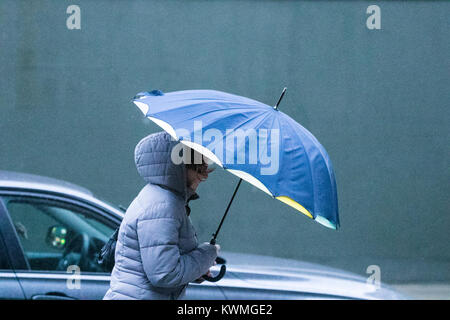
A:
[[136, 202, 217, 288]]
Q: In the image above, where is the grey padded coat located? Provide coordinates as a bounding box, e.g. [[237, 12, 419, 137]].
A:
[[103, 132, 218, 300]]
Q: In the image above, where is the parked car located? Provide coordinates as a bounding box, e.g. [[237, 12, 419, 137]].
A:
[[0, 171, 406, 300]]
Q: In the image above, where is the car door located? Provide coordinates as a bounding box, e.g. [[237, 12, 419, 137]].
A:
[[0, 192, 117, 300], [0, 200, 26, 299]]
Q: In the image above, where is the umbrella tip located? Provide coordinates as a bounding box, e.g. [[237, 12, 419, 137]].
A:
[[132, 89, 165, 100], [274, 87, 287, 110]]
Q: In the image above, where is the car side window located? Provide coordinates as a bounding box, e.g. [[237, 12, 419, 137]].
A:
[[6, 197, 114, 273]]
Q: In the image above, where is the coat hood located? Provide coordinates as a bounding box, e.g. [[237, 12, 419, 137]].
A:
[[135, 131, 190, 199]]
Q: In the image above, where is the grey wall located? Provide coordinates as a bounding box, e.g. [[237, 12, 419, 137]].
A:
[[1, 0, 449, 283]]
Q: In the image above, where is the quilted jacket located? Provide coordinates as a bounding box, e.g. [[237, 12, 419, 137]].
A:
[[103, 132, 217, 300]]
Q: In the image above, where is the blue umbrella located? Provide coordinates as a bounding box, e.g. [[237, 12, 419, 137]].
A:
[[133, 89, 339, 232]]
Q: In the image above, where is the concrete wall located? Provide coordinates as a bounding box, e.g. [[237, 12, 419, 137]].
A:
[[1, 0, 449, 282]]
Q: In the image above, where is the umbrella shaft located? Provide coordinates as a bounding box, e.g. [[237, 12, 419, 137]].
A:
[[210, 178, 243, 245]]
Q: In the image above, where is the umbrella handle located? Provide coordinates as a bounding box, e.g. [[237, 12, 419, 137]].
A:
[[204, 239, 226, 282], [203, 259, 226, 282]]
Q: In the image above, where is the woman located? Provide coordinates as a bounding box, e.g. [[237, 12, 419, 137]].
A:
[[104, 131, 219, 300]]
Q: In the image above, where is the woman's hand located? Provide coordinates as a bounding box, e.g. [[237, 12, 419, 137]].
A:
[[192, 242, 220, 283], [193, 269, 213, 284], [193, 244, 219, 283]]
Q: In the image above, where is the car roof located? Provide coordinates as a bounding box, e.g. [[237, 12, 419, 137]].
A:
[[0, 170, 93, 197], [0, 170, 123, 218]]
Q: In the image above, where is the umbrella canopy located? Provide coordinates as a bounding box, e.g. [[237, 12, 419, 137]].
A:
[[133, 89, 339, 229]]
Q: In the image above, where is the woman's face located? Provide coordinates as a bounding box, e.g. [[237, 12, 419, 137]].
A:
[[186, 164, 213, 191]]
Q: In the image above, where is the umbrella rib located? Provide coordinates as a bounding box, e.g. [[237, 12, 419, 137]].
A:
[[150, 99, 265, 115], [264, 112, 280, 195], [281, 114, 316, 216], [250, 110, 278, 196], [171, 107, 261, 124]]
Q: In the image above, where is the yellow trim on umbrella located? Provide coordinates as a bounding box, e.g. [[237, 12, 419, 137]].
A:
[[276, 196, 314, 219]]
